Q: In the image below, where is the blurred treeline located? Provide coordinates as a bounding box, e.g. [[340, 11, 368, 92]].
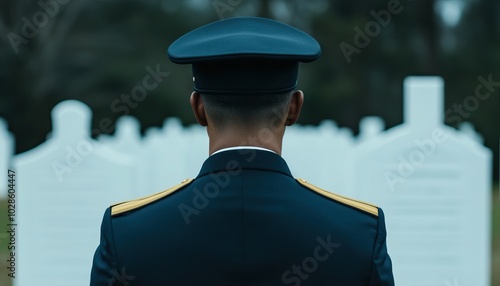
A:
[[0, 0, 499, 181]]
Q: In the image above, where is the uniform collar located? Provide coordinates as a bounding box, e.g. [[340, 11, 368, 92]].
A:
[[197, 149, 293, 178], [211, 146, 276, 156]]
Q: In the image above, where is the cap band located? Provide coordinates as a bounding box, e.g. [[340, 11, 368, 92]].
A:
[[193, 60, 298, 95], [167, 17, 321, 95]]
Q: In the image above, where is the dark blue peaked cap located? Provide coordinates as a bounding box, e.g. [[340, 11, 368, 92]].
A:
[[168, 17, 321, 95]]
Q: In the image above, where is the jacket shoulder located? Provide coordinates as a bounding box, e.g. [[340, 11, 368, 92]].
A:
[[296, 178, 379, 216], [111, 178, 194, 216]]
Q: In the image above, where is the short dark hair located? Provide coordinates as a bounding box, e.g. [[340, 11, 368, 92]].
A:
[[201, 91, 293, 129]]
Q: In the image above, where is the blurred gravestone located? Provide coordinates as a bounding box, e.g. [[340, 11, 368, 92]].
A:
[[98, 116, 142, 152], [143, 118, 206, 196], [14, 100, 136, 286], [98, 116, 147, 195], [283, 120, 354, 193], [458, 121, 484, 144], [0, 118, 14, 199], [351, 77, 491, 286], [183, 123, 210, 178], [358, 116, 385, 142]]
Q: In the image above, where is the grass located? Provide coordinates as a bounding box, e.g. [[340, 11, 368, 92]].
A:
[[493, 186, 499, 286], [0, 187, 499, 285]]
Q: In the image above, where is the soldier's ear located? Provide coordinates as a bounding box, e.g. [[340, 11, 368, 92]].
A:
[[285, 90, 304, 126], [190, 92, 208, 127]]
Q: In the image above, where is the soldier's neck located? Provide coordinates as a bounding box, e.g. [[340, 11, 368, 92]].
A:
[[208, 127, 283, 156]]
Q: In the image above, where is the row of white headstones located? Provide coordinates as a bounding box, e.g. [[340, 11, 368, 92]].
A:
[[0, 77, 493, 285]]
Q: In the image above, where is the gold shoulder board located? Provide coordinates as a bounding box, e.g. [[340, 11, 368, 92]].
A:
[[111, 178, 194, 216], [296, 178, 378, 216]]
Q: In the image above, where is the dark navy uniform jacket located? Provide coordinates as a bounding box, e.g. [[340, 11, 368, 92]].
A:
[[90, 149, 394, 285]]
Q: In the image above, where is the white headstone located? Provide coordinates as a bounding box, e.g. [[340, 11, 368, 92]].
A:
[[14, 100, 136, 286], [283, 120, 354, 193], [459, 121, 484, 144], [183, 123, 210, 177], [98, 116, 142, 153], [97, 116, 147, 195], [0, 118, 14, 199], [143, 118, 206, 195], [352, 76, 491, 286], [358, 116, 385, 142], [404, 76, 443, 132]]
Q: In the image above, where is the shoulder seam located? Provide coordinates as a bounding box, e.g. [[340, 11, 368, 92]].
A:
[[296, 178, 378, 216], [111, 179, 194, 216]]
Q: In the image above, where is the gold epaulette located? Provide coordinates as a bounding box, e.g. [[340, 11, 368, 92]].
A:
[[111, 179, 194, 216], [296, 178, 378, 216]]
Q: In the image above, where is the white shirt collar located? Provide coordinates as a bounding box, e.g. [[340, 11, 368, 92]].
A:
[[211, 146, 276, 156]]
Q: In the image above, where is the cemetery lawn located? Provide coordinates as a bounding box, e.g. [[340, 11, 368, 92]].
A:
[[0, 188, 498, 286], [493, 185, 500, 286]]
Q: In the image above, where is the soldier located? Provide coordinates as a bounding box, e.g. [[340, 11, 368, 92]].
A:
[[90, 17, 394, 285]]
